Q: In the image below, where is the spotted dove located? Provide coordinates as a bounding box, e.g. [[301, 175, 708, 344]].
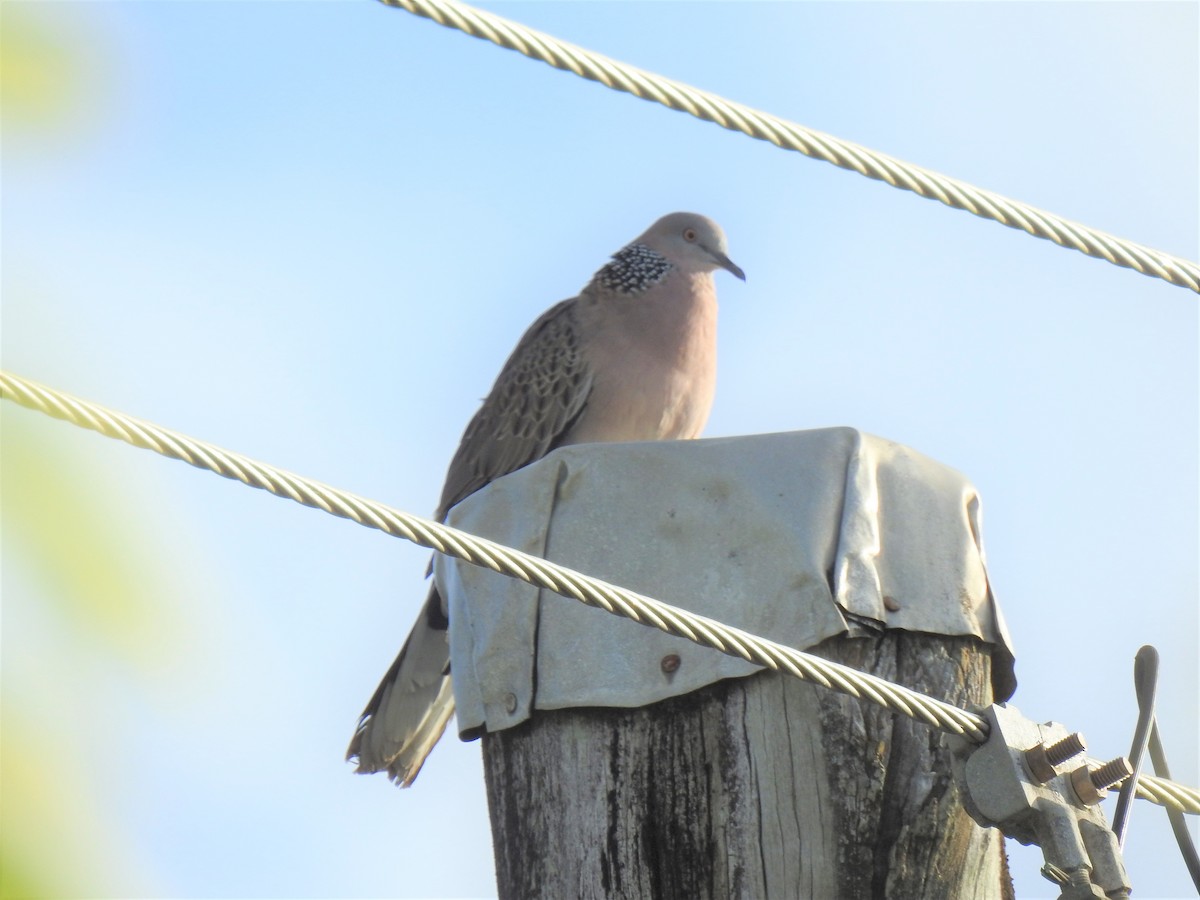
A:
[[347, 212, 744, 785]]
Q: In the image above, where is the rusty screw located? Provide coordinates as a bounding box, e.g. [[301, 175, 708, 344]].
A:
[[1045, 733, 1087, 766], [1025, 732, 1087, 782], [661, 654, 681, 674], [1069, 757, 1133, 805], [1089, 757, 1134, 791]]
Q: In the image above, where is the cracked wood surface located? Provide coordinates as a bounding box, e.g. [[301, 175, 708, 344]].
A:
[[481, 632, 1014, 899]]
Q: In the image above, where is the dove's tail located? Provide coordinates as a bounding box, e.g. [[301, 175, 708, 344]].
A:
[[346, 584, 454, 787]]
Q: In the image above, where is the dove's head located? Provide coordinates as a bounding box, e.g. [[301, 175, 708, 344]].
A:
[[638, 212, 746, 281]]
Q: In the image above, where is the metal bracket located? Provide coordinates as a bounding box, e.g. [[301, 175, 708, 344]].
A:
[[950, 703, 1133, 900]]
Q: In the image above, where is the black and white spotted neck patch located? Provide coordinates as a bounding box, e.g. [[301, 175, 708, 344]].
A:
[[594, 243, 673, 295]]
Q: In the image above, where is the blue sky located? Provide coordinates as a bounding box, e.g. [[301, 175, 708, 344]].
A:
[[3, 1, 1197, 898]]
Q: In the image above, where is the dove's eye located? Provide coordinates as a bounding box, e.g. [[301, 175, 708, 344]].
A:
[[683, 228, 698, 242]]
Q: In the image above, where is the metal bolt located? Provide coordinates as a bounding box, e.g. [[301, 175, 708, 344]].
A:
[[1070, 765, 1103, 805], [1089, 757, 1133, 791], [1066, 865, 1093, 887], [661, 654, 681, 674], [1025, 732, 1086, 783], [1045, 732, 1087, 766], [1069, 757, 1133, 805], [1041, 862, 1068, 886], [1025, 745, 1056, 783]]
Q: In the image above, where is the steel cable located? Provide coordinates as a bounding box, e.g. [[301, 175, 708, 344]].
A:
[[3, 369, 1197, 815], [377, 0, 1200, 294]]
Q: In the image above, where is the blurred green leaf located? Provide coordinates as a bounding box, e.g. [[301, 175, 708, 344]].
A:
[[0, 3, 85, 127], [2, 411, 177, 663]]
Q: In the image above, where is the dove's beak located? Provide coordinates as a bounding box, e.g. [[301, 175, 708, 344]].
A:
[[707, 247, 746, 281]]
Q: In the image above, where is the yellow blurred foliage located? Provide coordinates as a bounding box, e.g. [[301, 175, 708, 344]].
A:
[[1, 708, 157, 899], [2, 7, 165, 897], [0, 2, 88, 128], [2, 412, 179, 664], [1, 416, 179, 899]]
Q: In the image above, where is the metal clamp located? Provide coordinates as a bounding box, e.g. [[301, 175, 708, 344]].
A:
[[951, 703, 1133, 900]]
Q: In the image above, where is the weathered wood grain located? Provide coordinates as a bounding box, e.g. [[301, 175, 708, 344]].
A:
[[482, 632, 1013, 900]]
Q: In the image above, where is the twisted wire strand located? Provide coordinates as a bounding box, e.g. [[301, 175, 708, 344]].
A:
[[3, 369, 1197, 815], [1084, 757, 1200, 816], [378, 0, 1200, 295]]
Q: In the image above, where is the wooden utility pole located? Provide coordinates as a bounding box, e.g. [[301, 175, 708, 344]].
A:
[[482, 632, 1012, 899], [439, 431, 1017, 899]]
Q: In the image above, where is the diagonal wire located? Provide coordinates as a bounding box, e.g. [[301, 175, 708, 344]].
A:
[[0, 371, 984, 739], [1113, 646, 1160, 846], [376, 0, 1200, 295], [3, 368, 1198, 815]]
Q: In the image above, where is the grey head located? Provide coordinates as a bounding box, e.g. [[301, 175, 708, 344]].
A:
[[635, 212, 745, 281], [594, 212, 745, 294]]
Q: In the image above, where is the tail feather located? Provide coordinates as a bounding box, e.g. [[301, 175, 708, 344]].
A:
[[347, 585, 453, 787]]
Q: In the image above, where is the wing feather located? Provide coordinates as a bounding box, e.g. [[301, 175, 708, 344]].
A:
[[349, 298, 593, 785], [436, 298, 592, 520]]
